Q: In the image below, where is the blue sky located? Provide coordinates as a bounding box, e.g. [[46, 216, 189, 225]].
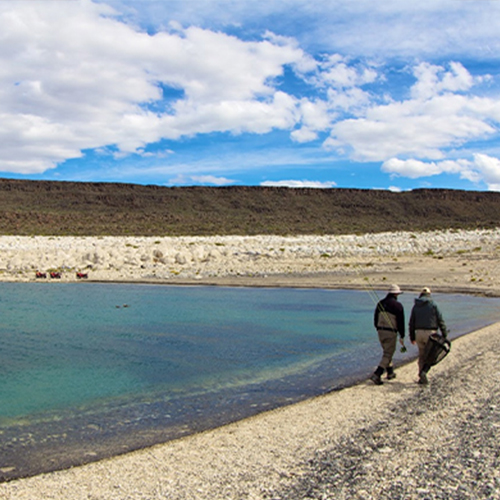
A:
[[2, 0, 500, 191]]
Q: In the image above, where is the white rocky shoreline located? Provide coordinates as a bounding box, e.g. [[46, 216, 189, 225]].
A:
[[1, 228, 499, 284], [1, 228, 500, 499]]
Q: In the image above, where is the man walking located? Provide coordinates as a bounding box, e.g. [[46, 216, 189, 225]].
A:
[[370, 284, 405, 385], [409, 287, 448, 385]]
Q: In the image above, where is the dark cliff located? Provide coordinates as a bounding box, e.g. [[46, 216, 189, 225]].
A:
[[1, 178, 499, 236]]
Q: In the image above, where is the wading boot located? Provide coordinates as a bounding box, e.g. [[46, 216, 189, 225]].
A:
[[370, 367, 384, 385], [386, 367, 396, 380], [418, 371, 428, 385]]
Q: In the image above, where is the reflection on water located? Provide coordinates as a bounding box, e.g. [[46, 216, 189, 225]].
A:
[[0, 283, 499, 480]]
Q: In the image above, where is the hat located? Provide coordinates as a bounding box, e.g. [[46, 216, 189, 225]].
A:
[[421, 287, 431, 295], [389, 284, 402, 294]]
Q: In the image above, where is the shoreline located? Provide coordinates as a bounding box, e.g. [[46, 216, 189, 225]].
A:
[[1, 228, 500, 498], [0, 294, 496, 486], [1, 322, 499, 499], [1, 229, 499, 296]]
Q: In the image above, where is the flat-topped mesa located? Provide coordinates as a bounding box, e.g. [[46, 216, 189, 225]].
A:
[[1, 180, 500, 236]]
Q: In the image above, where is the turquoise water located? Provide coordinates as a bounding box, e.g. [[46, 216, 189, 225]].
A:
[[1, 283, 500, 479], [0, 284, 369, 419]]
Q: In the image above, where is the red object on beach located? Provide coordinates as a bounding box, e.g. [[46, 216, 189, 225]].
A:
[[50, 272, 61, 279], [76, 272, 88, 279], [35, 271, 47, 279]]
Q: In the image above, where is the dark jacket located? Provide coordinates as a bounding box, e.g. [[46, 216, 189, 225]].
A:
[[409, 295, 448, 341], [374, 293, 405, 338]]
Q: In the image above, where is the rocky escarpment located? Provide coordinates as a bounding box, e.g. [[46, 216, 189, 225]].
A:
[[1, 179, 500, 236]]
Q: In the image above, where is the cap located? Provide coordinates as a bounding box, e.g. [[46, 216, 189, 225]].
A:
[[421, 287, 431, 294], [389, 284, 402, 294]]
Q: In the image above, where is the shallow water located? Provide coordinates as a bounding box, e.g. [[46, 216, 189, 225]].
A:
[[1, 283, 499, 480]]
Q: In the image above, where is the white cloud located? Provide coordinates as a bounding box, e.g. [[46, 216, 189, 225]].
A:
[[105, 0, 500, 59], [2, 0, 500, 191], [147, 26, 307, 103], [316, 55, 378, 89], [260, 179, 336, 188], [472, 153, 500, 191], [325, 63, 498, 162], [0, 1, 309, 173], [297, 99, 331, 129], [169, 174, 236, 186], [291, 98, 331, 142], [167, 91, 299, 138], [411, 62, 475, 100], [381, 158, 468, 179], [291, 128, 318, 143], [326, 87, 372, 113], [381, 153, 500, 191]]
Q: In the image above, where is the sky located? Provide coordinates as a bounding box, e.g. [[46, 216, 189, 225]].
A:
[[2, 0, 500, 191]]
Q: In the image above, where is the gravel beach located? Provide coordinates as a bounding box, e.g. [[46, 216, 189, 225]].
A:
[[1, 228, 500, 295], [1, 228, 499, 499]]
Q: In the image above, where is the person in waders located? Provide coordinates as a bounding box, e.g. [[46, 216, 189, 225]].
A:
[[409, 287, 449, 385], [370, 284, 405, 385]]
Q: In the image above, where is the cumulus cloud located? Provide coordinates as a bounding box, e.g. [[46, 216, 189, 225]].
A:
[[0, 1, 388, 175], [325, 63, 498, 162], [291, 98, 332, 143], [471, 153, 500, 191], [411, 62, 475, 100], [2, 0, 500, 191], [381, 158, 468, 179], [0, 1, 308, 173], [382, 154, 500, 191], [315, 54, 378, 89], [260, 180, 336, 188]]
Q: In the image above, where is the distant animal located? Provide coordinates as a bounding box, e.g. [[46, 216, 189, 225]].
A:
[[50, 272, 61, 279], [76, 272, 88, 279], [35, 271, 47, 279]]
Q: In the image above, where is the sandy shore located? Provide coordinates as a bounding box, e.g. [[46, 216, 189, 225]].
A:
[[1, 229, 500, 499]]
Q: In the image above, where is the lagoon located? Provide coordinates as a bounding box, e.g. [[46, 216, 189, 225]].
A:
[[1, 283, 499, 480]]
